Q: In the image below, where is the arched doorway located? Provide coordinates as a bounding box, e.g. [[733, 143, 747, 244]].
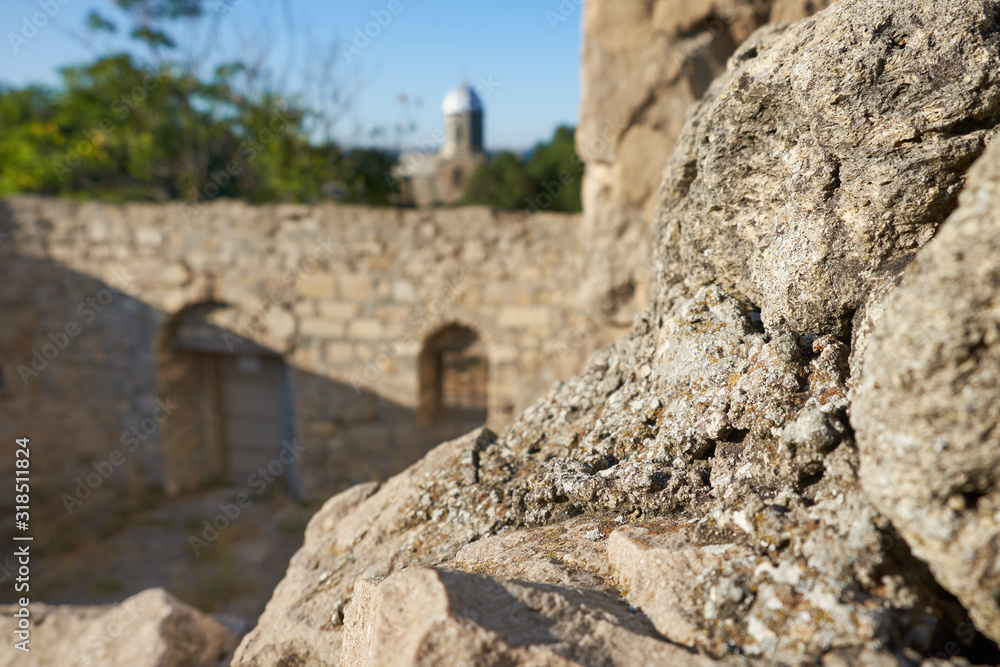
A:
[[160, 303, 299, 497], [418, 324, 488, 429]]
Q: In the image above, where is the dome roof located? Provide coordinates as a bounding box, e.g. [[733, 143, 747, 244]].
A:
[[441, 83, 483, 115]]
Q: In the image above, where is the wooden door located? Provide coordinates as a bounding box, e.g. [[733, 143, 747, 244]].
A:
[[216, 354, 296, 491]]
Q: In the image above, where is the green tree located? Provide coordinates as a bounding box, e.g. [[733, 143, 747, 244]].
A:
[[461, 126, 583, 213], [524, 125, 583, 213], [0, 0, 401, 205], [0, 54, 396, 206], [0, 86, 63, 194], [86, 0, 203, 57], [461, 151, 531, 210]]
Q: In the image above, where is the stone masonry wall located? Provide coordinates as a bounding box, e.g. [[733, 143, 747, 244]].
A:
[[0, 196, 640, 550]]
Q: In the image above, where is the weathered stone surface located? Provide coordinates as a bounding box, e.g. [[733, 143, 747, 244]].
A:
[[235, 289, 977, 664], [236, 1, 1000, 665], [0, 588, 235, 667], [654, 0, 1000, 334], [341, 567, 712, 667], [607, 525, 755, 649], [854, 138, 1000, 643], [578, 0, 830, 322], [231, 434, 506, 666]]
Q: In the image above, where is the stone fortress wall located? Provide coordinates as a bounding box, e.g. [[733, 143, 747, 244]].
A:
[[0, 197, 646, 547]]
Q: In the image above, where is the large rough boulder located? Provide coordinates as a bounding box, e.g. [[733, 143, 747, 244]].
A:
[[235, 1, 1000, 665], [854, 138, 1000, 642], [578, 0, 831, 316], [654, 0, 1000, 334], [0, 588, 236, 666]]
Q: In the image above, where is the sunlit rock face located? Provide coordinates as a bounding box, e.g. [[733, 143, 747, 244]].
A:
[[235, 0, 1000, 665], [855, 137, 1000, 645]]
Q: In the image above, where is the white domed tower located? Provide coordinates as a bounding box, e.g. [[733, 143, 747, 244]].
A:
[[393, 82, 487, 206], [441, 83, 484, 158]]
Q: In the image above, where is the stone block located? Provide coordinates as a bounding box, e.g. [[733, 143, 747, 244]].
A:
[[481, 283, 508, 305], [340, 274, 375, 301], [299, 318, 345, 339], [261, 307, 296, 350], [373, 303, 411, 323], [513, 284, 532, 306], [324, 341, 355, 365], [354, 342, 375, 362], [292, 300, 316, 317], [136, 227, 164, 246], [498, 305, 552, 329], [297, 273, 337, 299], [0, 588, 236, 667], [318, 301, 359, 320], [391, 279, 417, 302], [491, 345, 519, 364], [348, 319, 384, 340]]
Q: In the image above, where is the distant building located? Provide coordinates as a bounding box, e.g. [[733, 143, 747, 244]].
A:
[[394, 83, 486, 207]]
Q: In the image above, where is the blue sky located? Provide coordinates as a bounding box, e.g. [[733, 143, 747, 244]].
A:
[[0, 0, 583, 151]]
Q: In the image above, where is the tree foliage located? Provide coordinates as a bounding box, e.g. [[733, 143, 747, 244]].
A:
[[0, 54, 395, 205], [0, 1, 571, 210], [0, 0, 397, 205], [87, 0, 203, 54], [461, 125, 583, 213]]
